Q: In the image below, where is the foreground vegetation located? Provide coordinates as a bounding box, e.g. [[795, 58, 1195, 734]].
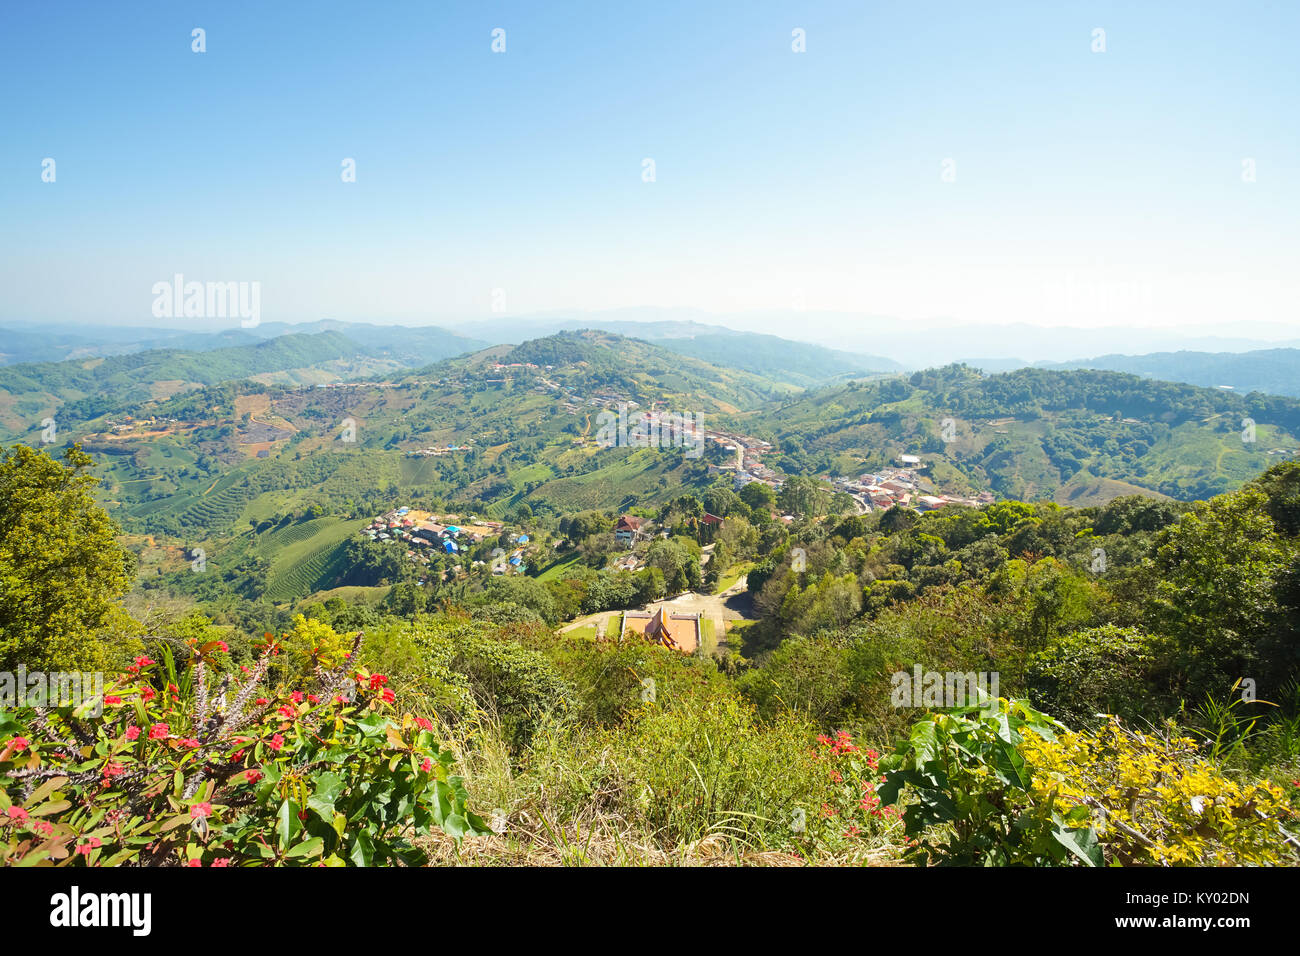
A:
[[3, 443, 1299, 865]]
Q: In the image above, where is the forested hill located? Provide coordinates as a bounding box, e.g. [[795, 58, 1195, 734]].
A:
[[744, 364, 1300, 502]]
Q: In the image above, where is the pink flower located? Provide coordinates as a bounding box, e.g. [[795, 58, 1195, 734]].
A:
[[211, 858, 230, 867], [307, 694, 320, 705], [141, 687, 156, 703], [134, 655, 155, 669], [104, 696, 122, 705], [244, 769, 264, 785], [32, 820, 53, 837], [414, 717, 432, 731], [7, 737, 29, 752], [187, 859, 202, 867], [179, 739, 200, 749], [278, 705, 296, 719], [6, 807, 29, 824], [190, 803, 213, 820], [103, 761, 126, 778], [289, 692, 304, 704], [216, 641, 229, 652], [124, 726, 141, 741], [267, 734, 284, 751], [420, 758, 433, 773], [148, 723, 169, 740], [76, 838, 102, 856]]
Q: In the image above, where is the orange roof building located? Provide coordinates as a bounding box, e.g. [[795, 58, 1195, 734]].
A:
[[620, 606, 701, 654]]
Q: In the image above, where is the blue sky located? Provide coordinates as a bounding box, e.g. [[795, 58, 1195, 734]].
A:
[[2, 0, 1297, 336]]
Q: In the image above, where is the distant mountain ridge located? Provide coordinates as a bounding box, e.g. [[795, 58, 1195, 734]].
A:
[[1038, 348, 1300, 398], [0, 321, 486, 368]]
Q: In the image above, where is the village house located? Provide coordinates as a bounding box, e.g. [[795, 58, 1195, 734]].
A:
[[614, 514, 645, 547]]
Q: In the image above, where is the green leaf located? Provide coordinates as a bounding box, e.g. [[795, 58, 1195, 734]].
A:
[[276, 799, 302, 851], [307, 772, 344, 816], [908, 720, 939, 765], [1050, 821, 1102, 867], [285, 836, 325, 860]]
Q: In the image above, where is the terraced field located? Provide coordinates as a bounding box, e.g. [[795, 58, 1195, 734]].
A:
[[258, 516, 360, 602]]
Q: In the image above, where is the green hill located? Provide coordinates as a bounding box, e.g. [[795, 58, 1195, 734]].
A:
[[744, 364, 1300, 502]]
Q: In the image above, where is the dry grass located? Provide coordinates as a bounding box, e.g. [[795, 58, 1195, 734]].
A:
[[421, 815, 906, 867]]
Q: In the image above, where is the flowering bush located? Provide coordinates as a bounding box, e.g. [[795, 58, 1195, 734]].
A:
[[810, 731, 902, 847], [0, 634, 489, 866], [877, 699, 1299, 866], [1020, 716, 1296, 866]]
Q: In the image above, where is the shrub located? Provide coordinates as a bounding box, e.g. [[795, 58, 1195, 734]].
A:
[[876, 698, 1094, 866], [877, 699, 1299, 866], [1026, 625, 1162, 728], [1021, 716, 1296, 866], [0, 635, 489, 867]]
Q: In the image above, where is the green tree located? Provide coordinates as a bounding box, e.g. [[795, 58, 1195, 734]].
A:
[[1137, 489, 1291, 697], [0, 444, 134, 671]]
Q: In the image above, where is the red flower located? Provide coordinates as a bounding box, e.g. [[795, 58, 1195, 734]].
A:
[[211, 858, 230, 867], [368, 674, 388, 690], [414, 717, 432, 731], [32, 820, 53, 837], [104, 696, 122, 705], [380, 688, 395, 704], [5, 807, 29, 824], [255, 698, 269, 707], [216, 641, 229, 652], [125, 726, 141, 741], [289, 692, 304, 704], [420, 757, 433, 773], [179, 738, 200, 749], [76, 837, 102, 855], [141, 687, 156, 703], [190, 803, 213, 819], [148, 723, 169, 740], [244, 769, 264, 784], [267, 734, 284, 751], [307, 694, 320, 705], [103, 761, 127, 778], [187, 859, 202, 867], [134, 655, 156, 669], [7, 737, 29, 752]]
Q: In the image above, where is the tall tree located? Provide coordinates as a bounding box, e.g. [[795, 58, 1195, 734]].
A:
[[0, 444, 134, 671]]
